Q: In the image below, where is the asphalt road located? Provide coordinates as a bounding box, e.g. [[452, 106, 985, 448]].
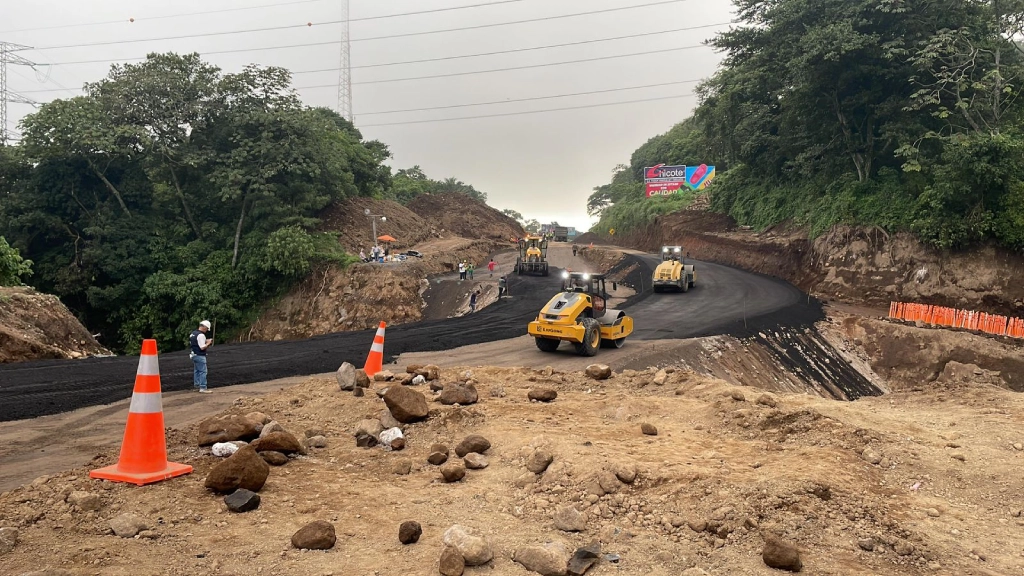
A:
[[0, 252, 832, 422]]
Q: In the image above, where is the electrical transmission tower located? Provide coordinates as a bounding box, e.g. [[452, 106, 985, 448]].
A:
[[0, 42, 36, 144], [337, 0, 353, 123]]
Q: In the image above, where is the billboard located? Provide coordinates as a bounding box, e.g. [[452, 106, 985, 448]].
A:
[[645, 163, 716, 197]]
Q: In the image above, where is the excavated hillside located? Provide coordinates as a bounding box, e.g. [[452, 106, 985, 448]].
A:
[[613, 211, 1024, 316], [246, 194, 523, 341], [0, 287, 110, 363]]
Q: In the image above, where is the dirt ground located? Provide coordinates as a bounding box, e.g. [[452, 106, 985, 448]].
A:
[[0, 287, 110, 364], [3, 357, 1024, 576]]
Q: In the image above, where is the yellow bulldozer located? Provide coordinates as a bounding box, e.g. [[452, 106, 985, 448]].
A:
[[653, 245, 695, 293], [528, 272, 634, 356], [515, 235, 549, 276]]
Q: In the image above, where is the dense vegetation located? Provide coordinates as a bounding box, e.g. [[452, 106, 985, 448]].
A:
[[590, 0, 1024, 251], [388, 166, 487, 205], [0, 53, 484, 352]]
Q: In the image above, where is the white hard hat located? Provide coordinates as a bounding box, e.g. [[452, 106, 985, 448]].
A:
[[200, 320, 212, 329]]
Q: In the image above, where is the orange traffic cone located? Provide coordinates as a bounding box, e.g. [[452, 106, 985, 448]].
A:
[[363, 321, 387, 377], [90, 339, 192, 486]]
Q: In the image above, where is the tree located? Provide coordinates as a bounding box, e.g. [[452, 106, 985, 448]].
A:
[[501, 209, 524, 222], [0, 236, 32, 286]]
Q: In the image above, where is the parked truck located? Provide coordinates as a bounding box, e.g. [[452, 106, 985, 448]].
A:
[[553, 226, 569, 242]]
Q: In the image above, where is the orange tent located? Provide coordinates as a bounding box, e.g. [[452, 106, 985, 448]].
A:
[[377, 235, 397, 242]]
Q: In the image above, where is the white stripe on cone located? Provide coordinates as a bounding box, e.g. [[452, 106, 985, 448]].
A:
[[137, 354, 160, 376], [371, 343, 384, 353], [375, 327, 386, 336], [128, 392, 163, 414]]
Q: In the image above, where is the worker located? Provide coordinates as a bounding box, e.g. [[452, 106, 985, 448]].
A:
[[458, 261, 467, 280], [487, 258, 496, 277], [189, 320, 213, 394], [572, 244, 578, 257], [498, 276, 507, 298], [469, 289, 480, 313], [467, 262, 475, 280], [359, 248, 368, 262]]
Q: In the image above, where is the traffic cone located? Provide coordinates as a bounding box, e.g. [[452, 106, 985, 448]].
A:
[[90, 339, 192, 486], [363, 321, 386, 377]]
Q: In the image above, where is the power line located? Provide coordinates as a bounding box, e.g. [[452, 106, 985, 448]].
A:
[[357, 92, 697, 128], [48, 40, 343, 67], [0, 0, 332, 34], [33, 0, 689, 51], [358, 79, 704, 116]]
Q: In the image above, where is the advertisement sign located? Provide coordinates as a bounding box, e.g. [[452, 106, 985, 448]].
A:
[[644, 163, 716, 197]]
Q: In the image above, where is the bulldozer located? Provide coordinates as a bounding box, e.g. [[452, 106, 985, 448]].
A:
[[528, 272, 634, 356], [515, 235, 549, 276], [652, 245, 695, 293]]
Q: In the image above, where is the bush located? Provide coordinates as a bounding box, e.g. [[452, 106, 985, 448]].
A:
[[0, 236, 32, 286]]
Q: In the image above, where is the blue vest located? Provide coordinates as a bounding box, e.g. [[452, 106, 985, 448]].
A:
[[189, 330, 206, 356]]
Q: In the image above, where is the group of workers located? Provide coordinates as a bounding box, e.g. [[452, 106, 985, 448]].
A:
[[360, 245, 389, 263]]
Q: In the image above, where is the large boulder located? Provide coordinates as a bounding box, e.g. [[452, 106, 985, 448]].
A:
[[205, 445, 270, 493], [438, 382, 479, 406], [584, 364, 611, 380], [197, 415, 261, 446], [0, 527, 18, 555], [514, 541, 571, 576], [455, 435, 491, 457], [291, 521, 336, 550], [442, 525, 493, 566], [250, 430, 303, 454], [336, 362, 357, 391], [762, 534, 803, 572], [383, 386, 429, 423]]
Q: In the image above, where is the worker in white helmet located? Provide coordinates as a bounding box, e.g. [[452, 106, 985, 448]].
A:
[[189, 320, 214, 393]]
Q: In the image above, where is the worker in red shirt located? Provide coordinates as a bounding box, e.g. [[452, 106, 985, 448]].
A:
[[487, 258, 496, 277]]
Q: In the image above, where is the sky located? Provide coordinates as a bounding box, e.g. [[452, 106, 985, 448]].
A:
[[1, 0, 735, 231]]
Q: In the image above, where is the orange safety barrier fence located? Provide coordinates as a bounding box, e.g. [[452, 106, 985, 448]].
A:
[[888, 301, 1024, 339]]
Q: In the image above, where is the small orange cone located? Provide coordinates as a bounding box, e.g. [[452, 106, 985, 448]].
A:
[[363, 321, 386, 377], [90, 339, 192, 486]]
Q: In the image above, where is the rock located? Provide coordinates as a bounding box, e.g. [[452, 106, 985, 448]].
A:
[[250, 430, 303, 454], [490, 385, 506, 398], [212, 442, 240, 457], [259, 420, 285, 438], [304, 428, 325, 438], [353, 387, 365, 397], [527, 448, 554, 474], [428, 452, 449, 466], [567, 542, 601, 576], [687, 518, 708, 532], [514, 541, 570, 576], [374, 370, 396, 382], [391, 437, 407, 451], [464, 453, 489, 469], [640, 423, 658, 436], [439, 382, 479, 406], [763, 534, 803, 572], [401, 373, 415, 386], [861, 446, 882, 465], [406, 364, 424, 374], [0, 527, 18, 555], [432, 443, 450, 456], [894, 541, 914, 556], [197, 415, 261, 446], [224, 489, 261, 513], [384, 386, 429, 423], [442, 525, 493, 566], [291, 520, 336, 550], [261, 451, 288, 466], [439, 546, 466, 576], [393, 458, 413, 475], [307, 435, 327, 448], [613, 462, 638, 484], [355, 369, 371, 388], [380, 409, 403, 430], [455, 434, 491, 457], [356, 434, 378, 448], [354, 419, 384, 448], [430, 381, 445, 392], [926, 507, 941, 518], [67, 491, 101, 511], [585, 364, 611, 380], [336, 362, 357, 391], [109, 514, 148, 538], [418, 364, 442, 380], [515, 471, 538, 487], [246, 411, 271, 425], [529, 388, 558, 402], [441, 461, 466, 482], [205, 445, 270, 493], [412, 375, 426, 385], [857, 538, 875, 551], [399, 520, 422, 544], [652, 369, 668, 386], [553, 506, 587, 532], [756, 394, 778, 408], [730, 390, 746, 402], [596, 470, 622, 494]]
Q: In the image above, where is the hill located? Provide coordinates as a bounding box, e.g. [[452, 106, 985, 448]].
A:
[[0, 287, 110, 363]]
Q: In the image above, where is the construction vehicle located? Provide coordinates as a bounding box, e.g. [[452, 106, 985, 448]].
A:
[[528, 272, 634, 356], [653, 246, 695, 292], [552, 226, 569, 242], [515, 235, 549, 276]]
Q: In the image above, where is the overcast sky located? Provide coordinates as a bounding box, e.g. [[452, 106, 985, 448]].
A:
[[1, 0, 734, 230]]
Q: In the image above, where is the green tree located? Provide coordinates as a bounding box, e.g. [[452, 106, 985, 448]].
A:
[[0, 236, 32, 286]]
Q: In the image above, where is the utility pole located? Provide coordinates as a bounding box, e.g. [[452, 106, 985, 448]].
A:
[[336, 0, 353, 123], [364, 208, 386, 250], [0, 42, 36, 144]]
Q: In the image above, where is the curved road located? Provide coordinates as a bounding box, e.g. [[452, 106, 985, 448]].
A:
[[0, 251, 823, 422]]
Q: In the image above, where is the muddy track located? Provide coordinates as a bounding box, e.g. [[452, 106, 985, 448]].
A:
[[0, 254, 879, 422]]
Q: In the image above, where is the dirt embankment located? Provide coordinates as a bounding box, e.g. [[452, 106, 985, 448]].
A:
[[0, 287, 110, 364], [3, 362, 1024, 575], [246, 194, 524, 341], [614, 213, 1024, 316]]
